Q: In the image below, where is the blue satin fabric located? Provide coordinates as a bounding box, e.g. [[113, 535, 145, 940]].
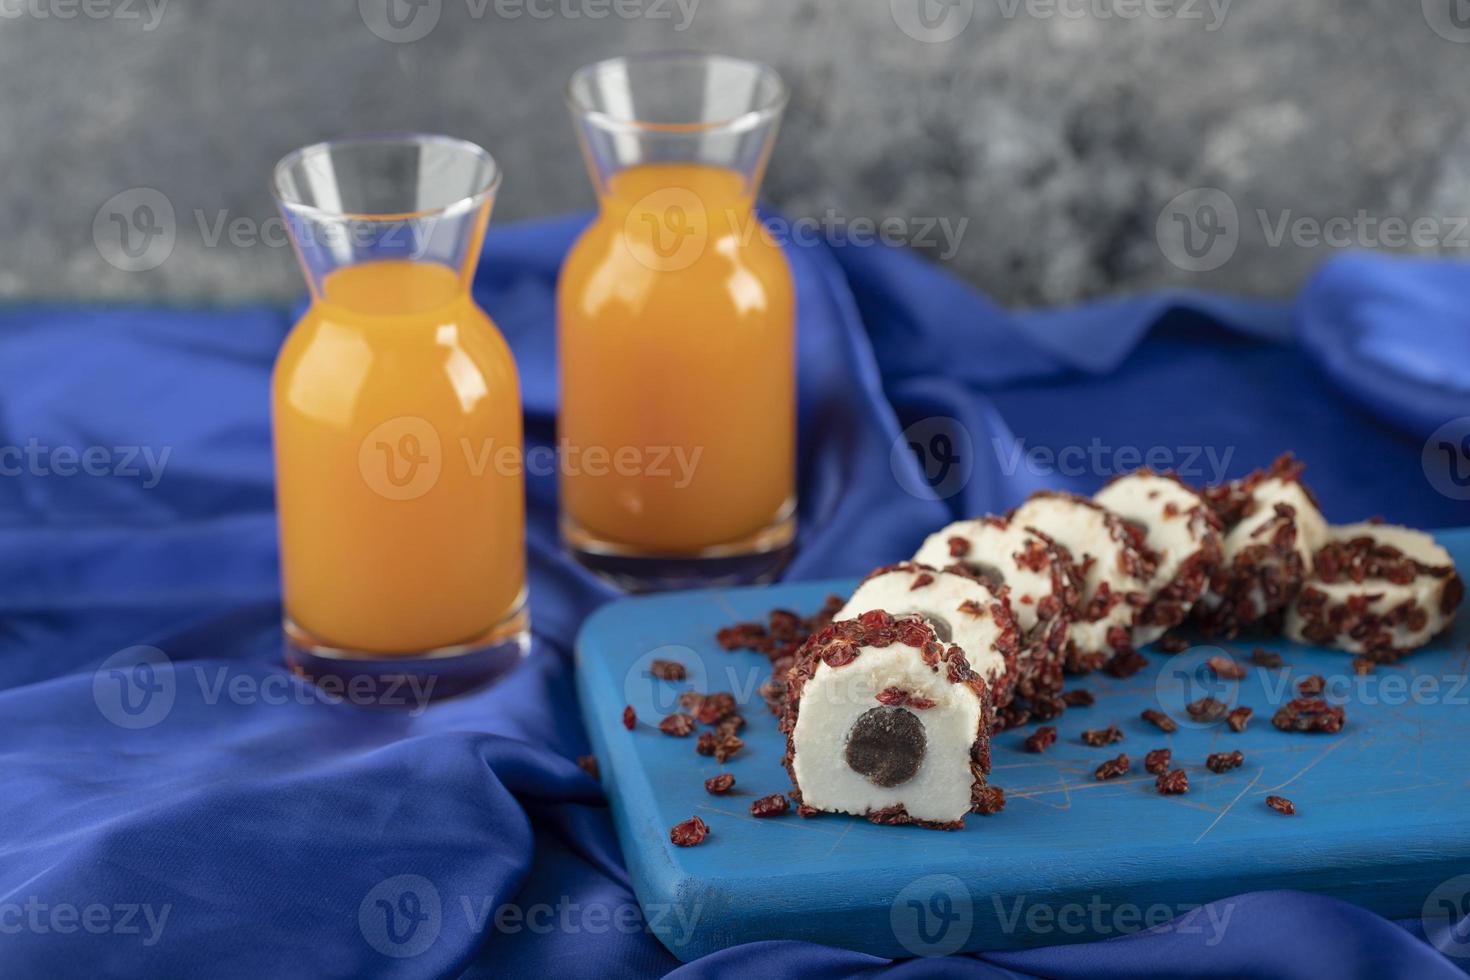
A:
[[1, 215, 1467, 978]]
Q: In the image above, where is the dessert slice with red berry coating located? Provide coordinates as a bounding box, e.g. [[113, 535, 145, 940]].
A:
[[1095, 469, 1223, 647], [1194, 454, 1328, 635], [1008, 491, 1158, 672], [1286, 522, 1462, 658], [913, 515, 1079, 698], [781, 610, 993, 830], [838, 562, 1021, 708]]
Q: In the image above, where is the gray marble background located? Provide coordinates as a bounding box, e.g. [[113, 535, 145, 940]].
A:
[[9, 0, 1470, 307]]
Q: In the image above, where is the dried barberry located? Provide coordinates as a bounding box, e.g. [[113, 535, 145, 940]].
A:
[[648, 659, 687, 681], [1062, 690, 1095, 708], [659, 713, 696, 737], [1156, 770, 1189, 795], [1226, 706, 1253, 733], [1352, 657, 1375, 676], [1266, 795, 1296, 815], [695, 692, 737, 725], [577, 754, 599, 780], [1106, 650, 1149, 679], [1024, 726, 1057, 753], [1095, 754, 1130, 780], [1158, 634, 1189, 654], [1145, 748, 1171, 775], [714, 733, 744, 763], [1030, 695, 1066, 722], [750, 794, 790, 817], [1206, 750, 1245, 773], [797, 804, 820, 818], [622, 705, 636, 730], [695, 731, 717, 756], [1250, 648, 1283, 668], [670, 816, 709, 846], [1082, 724, 1124, 747], [1141, 708, 1178, 733], [1186, 696, 1227, 723], [704, 773, 735, 795], [1272, 698, 1344, 734], [1207, 655, 1246, 680], [1297, 675, 1326, 697], [973, 785, 1006, 815]]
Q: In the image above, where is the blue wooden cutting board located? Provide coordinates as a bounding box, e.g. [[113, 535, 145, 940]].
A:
[[574, 528, 1470, 961]]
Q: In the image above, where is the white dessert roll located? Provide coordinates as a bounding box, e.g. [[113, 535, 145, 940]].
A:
[[1196, 455, 1328, 633], [782, 611, 991, 829], [912, 516, 1077, 668], [1094, 470, 1223, 646], [838, 562, 1020, 707], [1009, 491, 1157, 671], [1286, 523, 1464, 657]]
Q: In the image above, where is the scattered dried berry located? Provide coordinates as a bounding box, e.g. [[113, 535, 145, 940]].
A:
[[797, 804, 820, 818], [1266, 795, 1296, 815], [1226, 706, 1253, 733], [659, 713, 696, 737], [1156, 770, 1189, 794], [670, 816, 709, 846], [622, 705, 636, 730], [648, 659, 687, 681], [1206, 750, 1245, 773], [1095, 754, 1130, 780], [1250, 648, 1283, 668], [704, 773, 735, 795], [1352, 657, 1375, 676], [1062, 690, 1095, 708], [1207, 655, 1246, 680], [973, 785, 1006, 815], [1030, 696, 1067, 722], [715, 715, 745, 737], [695, 731, 717, 756], [1106, 650, 1150, 679], [695, 692, 737, 725], [1141, 708, 1178, 733], [1082, 724, 1125, 747], [1186, 696, 1227, 723], [1272, 698, 1345, 734], [750, 794, 790, 817], [1145, 748, 1172, 775], [1024, 726, 1058, 753], [1158, 634, 1189, 654], [1297, 675, 1325, 697], [714, 733, 744, 763], [577, 754, 599, 780]]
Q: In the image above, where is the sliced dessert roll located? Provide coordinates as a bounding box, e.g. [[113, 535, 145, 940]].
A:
[[912, 516, 1078, 688], [1286, 523, 1463, 658], [838, 562, 1021, 708], [1008, 491, 1157, 671], [1195, 455, 1328, 635], [781, 610, 992, 829], [1094, 470, 1223, 647]]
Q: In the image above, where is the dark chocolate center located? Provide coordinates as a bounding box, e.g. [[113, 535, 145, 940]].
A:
[[963, 562, 1006, 590], [845, 706, 926, 787]]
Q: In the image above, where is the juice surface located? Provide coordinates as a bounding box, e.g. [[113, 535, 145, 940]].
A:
[[273, 260, 525, 654], [558, 163, 796, 554]]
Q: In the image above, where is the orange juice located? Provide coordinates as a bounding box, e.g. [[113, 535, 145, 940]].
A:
[[273, 260, 525, 654], [558, 162, 795, 555]]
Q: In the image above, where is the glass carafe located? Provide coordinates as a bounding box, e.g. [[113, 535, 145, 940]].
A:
[[559, 53, 796, 589], [271, 135, 528, 695]]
